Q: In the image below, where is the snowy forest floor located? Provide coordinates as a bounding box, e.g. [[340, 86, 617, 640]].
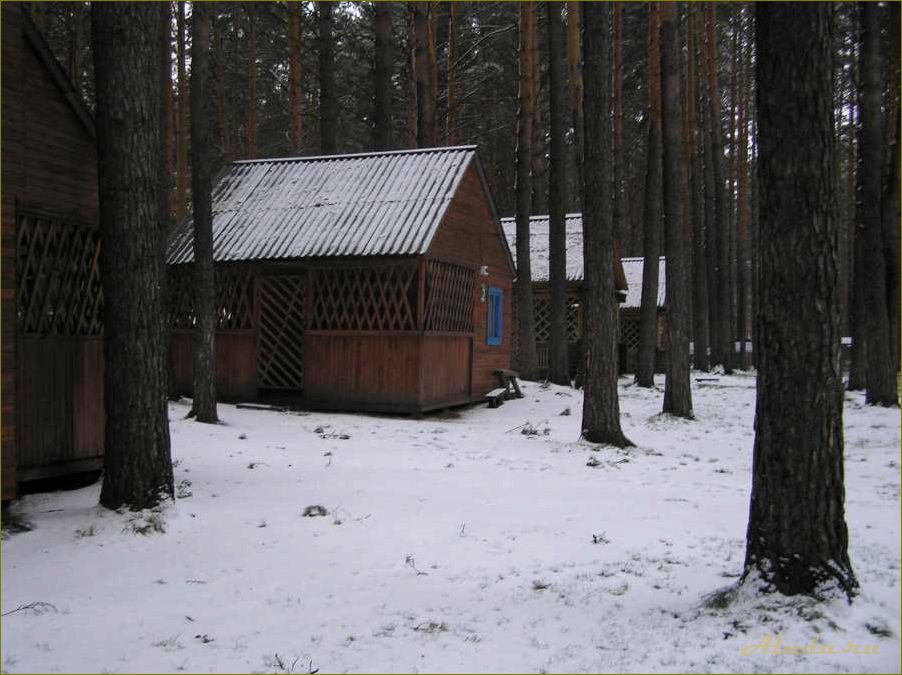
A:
[[1, 372, 899, 674]]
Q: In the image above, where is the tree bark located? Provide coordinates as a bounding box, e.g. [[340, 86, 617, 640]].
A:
[[214, 13, 233, 163], [160, 2, 174, 224], [859, 2, 897, 405], [374, 1, 394, 150], [319, 1, 336, 154], [689, 4, 710, 372], [446, 1, 459, 144], [581, 2, 632, 448], [611, 2, 624, 246], [413, 1, 435, 147], [567, 1, 583, 190], [93, 2, 174, 510], [547, 1, 569, 385], [705, 2, 733, 373], [882, 106, 900, 374], [736, 6, 752, 370], [530, 10, 547, 215], [745, 2, 857, 598], [636, 2, 662, 388], [405, 3, 417, 148], [515, 2, 539, 380], [175, 1, 188, 221], [189, 1, 217, 424], [245, 5, 258, 158], [660, 1, 693, 418], [288, 1, 303, 153]]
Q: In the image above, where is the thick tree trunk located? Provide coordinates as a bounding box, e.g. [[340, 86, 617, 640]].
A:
[[581, 2, 632, 448], [413, 1, 435, 147], [189, 1, 217, 424], [175, 1, 188, 221], [745, 2, 857, 598], [446, 1, 459, 144], [288, 1, 303, 153], [611, 2, 624, 246], [660, 1, 693, 418], [689, 4, 710, 372], [93, 2, 174, 510], [705, 2, 733, 374], [636, 2, 662, 388], [736, 7, 752, 370], [374, 1, 393, 150], [515, 2, 539, 380], [882, 107, 900, 373], [160, 2, 174, 224], [319, 1, 336, 154], [245, 6, 258, 158], [547, 1, 569, 385], [214, 15, 233, 163], [859, 1, 897, 406]]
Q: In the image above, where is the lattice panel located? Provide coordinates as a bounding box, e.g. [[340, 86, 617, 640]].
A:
[[424, 261, 475, 332], [532, 294, 581, 344], [168, 264, 255, 330], [258, 274, 305, 390], [310, 264, 417, 331], [16, 214, 103, 336], [621, 317, 641, 351]]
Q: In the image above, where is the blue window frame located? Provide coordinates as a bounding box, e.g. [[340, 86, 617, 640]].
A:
[[486, 286, 503, 346]]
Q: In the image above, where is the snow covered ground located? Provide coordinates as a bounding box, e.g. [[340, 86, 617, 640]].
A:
[[2, 372, 899, 674]]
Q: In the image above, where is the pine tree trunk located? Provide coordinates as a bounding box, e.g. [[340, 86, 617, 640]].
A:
[[705, 2, 733, 373], [93, 2, 174, 510], [581, 2, 632, 448], [67, 3, 83, 91], [160, 2, 174, 224], [189, 1, 217, 424], [547, 1, 569, 385], [288, 1, 303, 153], [319, 1, 336, 153], [882, 107, 900, 373], [446, 1, 459, 145], [245, 6, 258, 158], [859, 1, 897, 405], [745, 2, 857, 598], [689, 4, 710, 372], [660, 1, 693, 418], [515, 2, 539, 380], [405, 3, 417, 148], [636, 2, 662, 388], [736, 7, 752, 370], [175, 1, 188, 221], [567, 1, 583, 190], [701, 12, 720, 367], [374, 1, 393, 150], [530, 11, 547, 215], [413, 1, 435, 147], [427, 3, 438, 145], [214, 14, 233, 163], [611, 2, 624, 246], [848, 36, 868, 391]]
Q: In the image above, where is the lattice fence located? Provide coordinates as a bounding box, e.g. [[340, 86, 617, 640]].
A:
[[620, 317, 641, 351], [258, 274, 305, 390], [168, 264, 255, 330], [310, 264, 417, 331], [424, 261, 475, 332], [532, 293, 582, 344], [16, 214, 103, 336]]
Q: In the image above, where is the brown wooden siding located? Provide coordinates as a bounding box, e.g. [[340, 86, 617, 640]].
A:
[[169, 332, 257, 401], [428, 165, 513, 397], [2, 6, 100, 498], [304, 333, 421, 410], [419, 335, 472, 406]]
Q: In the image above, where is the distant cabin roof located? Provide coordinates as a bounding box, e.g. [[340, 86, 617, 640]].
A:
[[168, 145, 484, 265], [621, 256, 666, 310], [500, 213, 628, 293]]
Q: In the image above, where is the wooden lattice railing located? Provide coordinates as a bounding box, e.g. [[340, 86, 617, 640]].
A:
[[168, 264, 255, 330], [530, 293, 582, 344], [16, 213, 103, 336], [620, 317, 640, 351], [424, 260, 475, 332], [258, 274, 305, 390], [309, 264, 417, 331]]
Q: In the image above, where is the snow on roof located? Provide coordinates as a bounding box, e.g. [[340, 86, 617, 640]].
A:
[[500, 213, 585, 282], [168, 145, 478, 264], [621, 256, 666, 309]]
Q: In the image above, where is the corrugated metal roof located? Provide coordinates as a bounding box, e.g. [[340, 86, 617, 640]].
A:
[[168, 145, 477, 264], [621, 256, 666, 309], [500, 213, 632, 296]]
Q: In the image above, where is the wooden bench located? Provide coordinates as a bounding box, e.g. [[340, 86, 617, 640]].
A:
[[485, 388, 508, 408], [493, 369, 524, 399]]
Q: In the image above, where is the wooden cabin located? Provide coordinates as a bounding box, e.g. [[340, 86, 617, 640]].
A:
[[619, 256, 667, 373], [501, 214, 664, 375], [2, 5, 103, 503], [166, 145, 515, 413]]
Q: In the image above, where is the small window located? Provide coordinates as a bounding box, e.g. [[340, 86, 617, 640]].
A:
[[487, 286, 503, 346]]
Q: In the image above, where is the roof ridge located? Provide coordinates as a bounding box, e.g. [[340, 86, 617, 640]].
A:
[[232, 144, 478, 166]]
